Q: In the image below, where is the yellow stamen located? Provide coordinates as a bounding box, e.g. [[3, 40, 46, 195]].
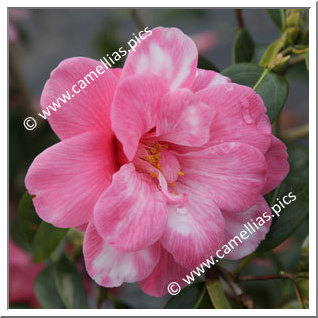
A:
[[150, 172, 158, 178], [171, 182, 176, 186], [177, 171, 185, 176]]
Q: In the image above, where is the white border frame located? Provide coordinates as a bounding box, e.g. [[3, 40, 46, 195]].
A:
[[2, 1, 316, 316]]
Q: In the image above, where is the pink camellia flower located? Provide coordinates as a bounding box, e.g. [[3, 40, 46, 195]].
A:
[[9, 239, 43, 307], [25, 27, 289, 297], [191, 30, 219, 53]]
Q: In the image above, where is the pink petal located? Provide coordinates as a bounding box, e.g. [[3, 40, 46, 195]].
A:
[[83, 221, 160, 287], [192, 68, 231, 93], [177, 142, 267, 212], [40, 57, 118, 140], [122, 27, 198, 90], [25, 132, 117, 228], [94, 163, 167, 252], [196, 83, 272, 154], [156, 89, 214, 147], [159, 148, 181, 184], [262, 136, 289, 194], [160, 182, 224, 269], [139, 246, 189, 297], [111, 74, 168, 161], [222, 196, 272, 260]]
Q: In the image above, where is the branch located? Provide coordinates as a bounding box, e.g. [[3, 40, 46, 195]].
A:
[[234, 9, 245, 29], [239, 273, 291, 281], [130, 9, 145, 30], [281, 123, 309, 141], [211, 264, 254, 309]]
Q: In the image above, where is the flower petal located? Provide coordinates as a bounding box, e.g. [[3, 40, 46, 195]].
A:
[[83, 222, 160, 287], [262, 136, 289, 194], [159, 148, 181, 184], [139, 246, 189, 297], [25, 131, 117, 227], [222, 196, 272, 260], [40, 57, 118, 140], [196, 83, 272, 154], [156, 89, 214, 147], [111, 74, 168, 161], [177, 142, 267, 212], [160, 182, 224, 268], [192, 68, 231, 93], [94, 163, 167, 252], [122, 27, 198, 90]]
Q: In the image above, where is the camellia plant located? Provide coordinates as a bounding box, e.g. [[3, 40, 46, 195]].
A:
[[10, 9, 309, 309]]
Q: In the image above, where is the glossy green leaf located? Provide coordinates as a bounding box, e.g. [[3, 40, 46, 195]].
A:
[[34, 266, 66, 309], [198, 54, 219, 72], [221, 63, 288, 122], [32, 222, 68, 262], [164, 282, 213, 309], [11, 192, 42, 252], [53, 253, 88, 309], [206, 278, 231, 309], [266, 9, 285, 31], [233, 29, 255, 63], [257, 144, 309, 253]]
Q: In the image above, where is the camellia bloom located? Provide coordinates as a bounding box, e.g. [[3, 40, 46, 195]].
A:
[[9, 239, 43, 307], [25, 27, 289, 297]]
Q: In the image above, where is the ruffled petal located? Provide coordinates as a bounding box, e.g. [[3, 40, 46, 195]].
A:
[[139, 246, 189, 297], [94, 164, 167, 252], [156, 89, 214, 147], [83, 222, 160, 287], [192, 68, 231, 93], [222, 196, 272, 260], [196, 83, 272, 154], [262, 136, 289, 194], [177, 142, 267, 212], [122, 27, 198, 90], [25, 131, 117, 227], [111, 74, 168, 161], [160, 182, 224, 268], [40, 57, 118, 140]]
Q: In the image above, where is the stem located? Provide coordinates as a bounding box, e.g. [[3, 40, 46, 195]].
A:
[[281, 123, 309, 141], [240, 273, 291, 281], [93, 285, 104, 309], [193, 287, 206, 309], [280, 9, 286, 30], [130, 9, 145, 30], [233, 253, 256, 275], [213, 265, 254, 309], [287, 54, 306, 66], [234, 9, 245, 29], [253, 69, 269, 90]]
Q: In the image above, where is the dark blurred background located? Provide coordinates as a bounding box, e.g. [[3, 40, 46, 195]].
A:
[[9, 8, 309, 309]]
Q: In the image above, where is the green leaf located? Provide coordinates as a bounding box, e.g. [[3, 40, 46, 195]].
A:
[[305, 50, 309, 70], [11, 192, 42, 252], [198, 54, 219, 72], [257, 144, 309, 253], [266, 9, 285, 31], [259, 37, 285, 68], [32, 222, 68, 262], [233, 29, 255, 63], [221, 63, 288, 122], [206, 278, 231, 309], [164, 282, 213, 309], [53, 253, 88, 309], [34, 266, 66, 309]]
